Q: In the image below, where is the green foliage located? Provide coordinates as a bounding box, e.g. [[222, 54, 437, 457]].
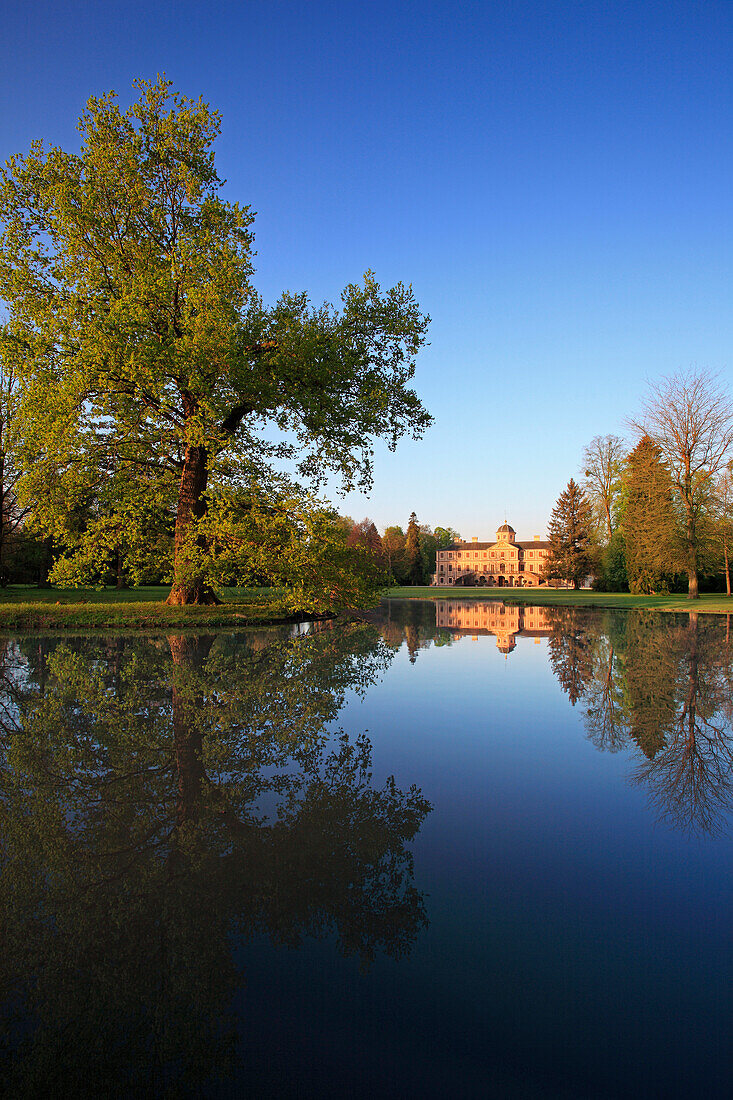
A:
[[0, 77, 431, 604], [543, 479, 595, 589], [404, 512, 426, 585], [622, 436, 681, 594]]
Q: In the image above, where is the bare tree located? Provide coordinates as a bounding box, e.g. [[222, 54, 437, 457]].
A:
[[631, 370, 733, 599], [581, 434, 626, 542]]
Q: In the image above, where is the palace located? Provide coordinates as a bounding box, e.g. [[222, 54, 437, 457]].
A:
[[432, 523, 550, 587]]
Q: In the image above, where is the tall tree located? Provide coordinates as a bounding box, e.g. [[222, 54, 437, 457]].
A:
[[0, 78, 431, 605], [622, 435, 680, 594], [404, 512, 425, 585], [581, 434, 626, 543], [543, 479, 594, 589], [382, 525, 406, 586], [631, 370, 733, 599]]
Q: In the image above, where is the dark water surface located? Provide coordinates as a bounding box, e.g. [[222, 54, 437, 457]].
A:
[[1, 600, 732, 1098]]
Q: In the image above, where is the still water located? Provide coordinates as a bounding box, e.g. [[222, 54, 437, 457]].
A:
[[1, 600, 732, 1098]]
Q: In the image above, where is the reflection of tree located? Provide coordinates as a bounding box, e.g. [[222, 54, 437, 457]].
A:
[[0, 625, 430, 1095], [576, 608, 733, 836], [376, 599, 437, 663], [630, 614, 733, 836], [545, 607, 598, 706]]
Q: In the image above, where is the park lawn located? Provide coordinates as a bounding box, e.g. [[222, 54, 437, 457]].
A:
[[0, 586, 289, 630], [385, 586, 733, 615]]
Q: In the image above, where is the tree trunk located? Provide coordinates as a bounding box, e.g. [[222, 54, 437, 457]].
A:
[[725, 539, 731, 597], [166, 444, 221, 605], [684, 485, 699, 600], [115, 543, 127, 590]]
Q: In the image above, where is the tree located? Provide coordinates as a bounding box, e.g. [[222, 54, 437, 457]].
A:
[[382, 525, 406, 586], [0, 77, 431, 605], [622, 435, 680, 594], [347, 517, 386, 567], [581, 434, 626, 543], [631, 370, 733, 599], [543, 479, 594, 589], [404, 512, 425, 585], [434, 526, 460, 549]]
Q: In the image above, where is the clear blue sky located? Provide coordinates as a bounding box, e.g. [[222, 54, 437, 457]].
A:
[[2, 0, 731, 538]]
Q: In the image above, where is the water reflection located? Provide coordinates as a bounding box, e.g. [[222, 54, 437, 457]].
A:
[[0, 625, 430, 1095], [398, 599, 733, 838]]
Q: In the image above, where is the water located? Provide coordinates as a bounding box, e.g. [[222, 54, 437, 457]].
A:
[[1, 601, 732, 1098]]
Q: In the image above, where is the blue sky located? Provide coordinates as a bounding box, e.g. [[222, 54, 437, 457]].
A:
[[2, 0, 731, 538]]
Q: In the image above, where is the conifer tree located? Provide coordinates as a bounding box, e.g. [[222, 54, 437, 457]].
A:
[[404, 512, 425, 585], [543, 479, 594, 589], [622, 436, 679, 593]]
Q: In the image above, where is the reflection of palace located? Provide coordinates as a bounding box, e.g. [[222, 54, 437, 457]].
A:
[[435, 600, 551, 653], [433, 524, 551, 587]]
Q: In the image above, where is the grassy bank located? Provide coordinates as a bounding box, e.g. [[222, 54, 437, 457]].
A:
[[385, 586, 733, 615], [0, 586, 301, 630]]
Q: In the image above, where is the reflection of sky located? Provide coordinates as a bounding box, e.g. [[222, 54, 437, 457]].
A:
[[244, 626, 733, 1098]]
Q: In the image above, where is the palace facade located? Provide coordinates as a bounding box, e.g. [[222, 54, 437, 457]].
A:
[[432, 523, 550, 587]]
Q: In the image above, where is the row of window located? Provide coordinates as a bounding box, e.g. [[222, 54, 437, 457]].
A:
[[438, 550, 545, 560]]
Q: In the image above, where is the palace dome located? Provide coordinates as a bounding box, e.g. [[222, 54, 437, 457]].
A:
[[497, 523, 515, 533]]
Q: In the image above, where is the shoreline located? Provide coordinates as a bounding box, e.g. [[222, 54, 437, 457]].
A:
[[384, 587, 733, 615]]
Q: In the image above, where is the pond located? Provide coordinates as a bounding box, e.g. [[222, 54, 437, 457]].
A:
[[1, 600, 732, 1098]]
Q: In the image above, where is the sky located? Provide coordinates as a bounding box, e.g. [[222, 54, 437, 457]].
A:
[[2, 0, 732, 539]]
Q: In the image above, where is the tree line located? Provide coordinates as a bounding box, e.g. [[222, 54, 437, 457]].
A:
[[542, 369, 733, 598], [343, 512, 459, 587]]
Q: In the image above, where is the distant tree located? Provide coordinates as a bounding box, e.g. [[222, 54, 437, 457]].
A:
[[382, 526, 406, 586], [417, 525, 438, 575], [347, 518, 386, 567], [543, 479, 594, 589], [404, 512, 425, 585], [433, 526, 460, 549], [581, 434, 626, 543], [622, 436, 680, 594], [631, 370, 733, 599]]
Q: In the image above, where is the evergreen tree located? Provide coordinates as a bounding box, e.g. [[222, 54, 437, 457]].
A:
[[622, 436, 679, 594], [543, 479, 594, 589], [404, 512, 425, 585]]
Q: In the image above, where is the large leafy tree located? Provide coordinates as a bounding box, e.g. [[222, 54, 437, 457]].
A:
[[543, 478, 594, 589], [631, 370, 733, 599], [0, 78, 431, 604]]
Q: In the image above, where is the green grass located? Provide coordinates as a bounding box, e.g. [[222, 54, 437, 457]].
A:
[[0, 586, 292, 630], [385, 586, 733, 615]]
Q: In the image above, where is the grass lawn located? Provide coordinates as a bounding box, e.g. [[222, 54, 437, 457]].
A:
[[385, 586, 733, 615], [0, 586, 288, 630]]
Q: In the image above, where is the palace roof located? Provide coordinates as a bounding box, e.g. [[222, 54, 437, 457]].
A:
[[444, 541, 550, 551]]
